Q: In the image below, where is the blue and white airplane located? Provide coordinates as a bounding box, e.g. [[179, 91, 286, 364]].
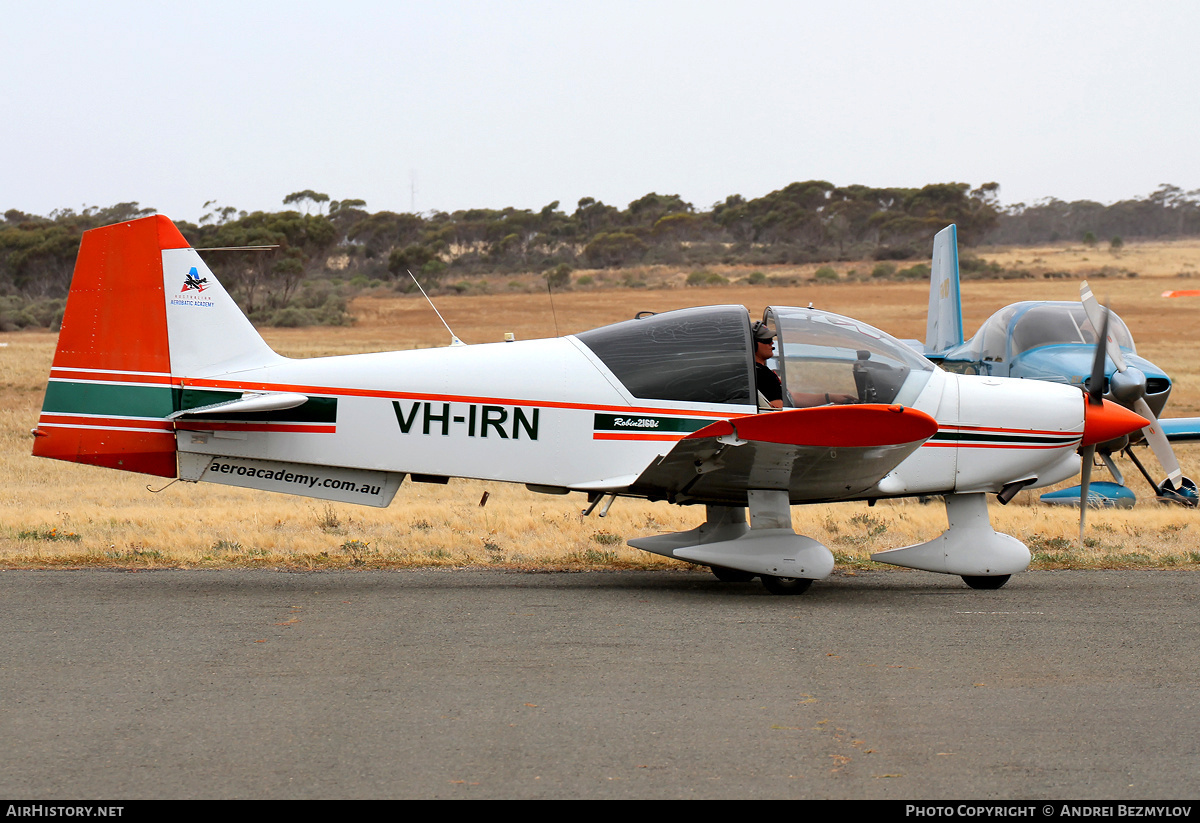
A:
[[921, 225, 1199, 507]]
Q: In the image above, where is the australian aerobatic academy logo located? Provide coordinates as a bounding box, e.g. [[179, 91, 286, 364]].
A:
[[181, 267, 208, 293], [170, 267, 215, 308]]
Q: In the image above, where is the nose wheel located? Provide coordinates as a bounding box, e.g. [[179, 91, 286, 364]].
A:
[[1157, 476, 1198, 508]]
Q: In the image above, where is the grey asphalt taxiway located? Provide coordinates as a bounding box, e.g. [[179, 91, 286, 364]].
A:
[[1, 568, 1197, 799]]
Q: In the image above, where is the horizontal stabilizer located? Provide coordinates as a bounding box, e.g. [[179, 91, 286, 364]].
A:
[[168, 392, 310, 419]]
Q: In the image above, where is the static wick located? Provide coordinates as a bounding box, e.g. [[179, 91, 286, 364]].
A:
[[194, 245, 280, 252]]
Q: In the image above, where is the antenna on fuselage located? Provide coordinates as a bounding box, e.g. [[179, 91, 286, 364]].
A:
[[407, 269, 465, 347], [546, 278, 560, 337]]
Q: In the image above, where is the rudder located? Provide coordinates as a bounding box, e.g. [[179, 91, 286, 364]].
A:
[[924, 223, 963, 358], [33, 216, 186, 476]]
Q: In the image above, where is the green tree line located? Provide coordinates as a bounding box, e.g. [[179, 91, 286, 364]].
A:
[[3, 180, 1197, 329], [985, 184, 1200, 245]]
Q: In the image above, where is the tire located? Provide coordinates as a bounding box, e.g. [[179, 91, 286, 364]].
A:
[[1158, 477, 1198, 508], [962, 574, 1011, 590], [711, 565, 756, 583], [761, 575, 813, 595]]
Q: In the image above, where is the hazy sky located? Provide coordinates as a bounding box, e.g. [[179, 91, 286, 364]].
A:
[[4, 1, 1197, 223]]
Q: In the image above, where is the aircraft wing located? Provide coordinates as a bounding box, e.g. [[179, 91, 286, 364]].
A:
[[623, 404, 939, 505], [1161, 417, 1200, 443]]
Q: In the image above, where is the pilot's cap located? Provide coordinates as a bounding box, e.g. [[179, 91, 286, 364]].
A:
[[752, 321, 775, 343]]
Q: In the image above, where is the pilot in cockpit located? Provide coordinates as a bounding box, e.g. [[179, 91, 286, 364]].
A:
[[753, 321, 856, 409], [752, 322, 785, 408]]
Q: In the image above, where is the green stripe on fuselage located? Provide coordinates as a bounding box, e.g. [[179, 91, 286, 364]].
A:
[[44, 382, 337, 423], [43, 381, 177, 418], [929, 431, 1075, 445]]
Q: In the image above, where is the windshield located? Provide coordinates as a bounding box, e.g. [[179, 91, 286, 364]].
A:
[[767, 306, 934, 407]]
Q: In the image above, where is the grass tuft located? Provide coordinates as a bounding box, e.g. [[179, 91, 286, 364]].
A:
[[16, 527, 81, 542]]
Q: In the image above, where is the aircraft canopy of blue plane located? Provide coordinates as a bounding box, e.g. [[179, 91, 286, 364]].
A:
[[937, 301, 1172, 420]]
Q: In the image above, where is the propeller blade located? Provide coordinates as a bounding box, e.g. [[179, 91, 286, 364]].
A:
[[1079, 444, 1095, 545], [1086, 300, 1110, 406], [1134, 396, 1184, 490], [1080, 281, 1128, 372]]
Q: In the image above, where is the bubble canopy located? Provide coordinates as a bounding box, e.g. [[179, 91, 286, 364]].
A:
[[573, 305, 934, 408], [766, 306, 934, 408], [1008, 302, 1135, 359]]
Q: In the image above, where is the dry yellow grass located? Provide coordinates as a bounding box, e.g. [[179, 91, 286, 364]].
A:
[[3, 236, 1199, 570]]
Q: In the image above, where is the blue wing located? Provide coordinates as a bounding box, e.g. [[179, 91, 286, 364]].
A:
[[1161, 417, 1200, 443]]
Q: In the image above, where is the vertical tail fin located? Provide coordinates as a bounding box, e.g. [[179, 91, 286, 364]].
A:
[[924, 224, 963, 358], [32, 215, 278, 477], [162, 242, 279, 378]]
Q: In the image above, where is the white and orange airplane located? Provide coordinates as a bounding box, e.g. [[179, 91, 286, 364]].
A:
[[31, 215, 1147, 594]]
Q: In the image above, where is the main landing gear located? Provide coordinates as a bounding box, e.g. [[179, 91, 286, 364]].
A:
[[627, 492, 834, 596], [709, 565, 814, 595]]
